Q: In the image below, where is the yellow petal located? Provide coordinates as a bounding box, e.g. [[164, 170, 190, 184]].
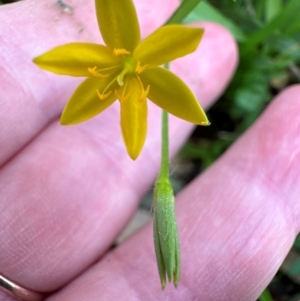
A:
[[119, 77, 148, 160], [140, 67, 209, 125], [133, 25, 204, 66], [60, 77, 117, 125], [33, 43, 120, 77], [95, 0, 140, 52]]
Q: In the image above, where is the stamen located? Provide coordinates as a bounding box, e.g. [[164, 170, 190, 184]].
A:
[[135, 61, 150, 74], [139, 85, 150, 102], [113, 48, 131, 56], [95, 73, 121, 101], [122, 79, 129, 98], [137, 76, 150, 102], [115, 88, 131, 103], [96, 89, 112, 100], [115, 78, 132, 103], [100, 65, 122, 72], [101, 74, 120, 95], [88, 66, 109, 78]]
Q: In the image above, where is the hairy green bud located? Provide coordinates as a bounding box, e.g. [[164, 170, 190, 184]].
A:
[[153, 174, 180, 289]]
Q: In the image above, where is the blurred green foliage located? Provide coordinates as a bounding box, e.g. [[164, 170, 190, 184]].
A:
[[180, 0, 300, 170], [259, 289, 274, 301], [180, 2, 300, 299]]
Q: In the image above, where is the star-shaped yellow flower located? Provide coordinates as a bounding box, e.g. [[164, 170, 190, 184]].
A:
[[33, 0, 209, 160]]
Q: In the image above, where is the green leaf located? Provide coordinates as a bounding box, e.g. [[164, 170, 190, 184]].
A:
[[259, 288, 274, 301], [231, 55, 271, 113], [293, 234, 300, 250], [288, 257, 300, 275], [184, 1, 246, 42], [247, 0, 300, 48], [265, 0, 282, 23], [269, 35, 300, 63], [179, 140, 233, 169]]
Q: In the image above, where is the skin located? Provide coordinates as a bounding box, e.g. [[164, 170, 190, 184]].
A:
[[0, 0, 299, 300]]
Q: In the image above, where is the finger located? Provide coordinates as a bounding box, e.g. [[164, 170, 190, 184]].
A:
[[0, 0, 177, 166], [47, 86, 300, 301], [0, 8, 238, 298]]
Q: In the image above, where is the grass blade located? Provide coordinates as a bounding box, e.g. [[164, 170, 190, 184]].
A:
[[184, 1, 246, 42]]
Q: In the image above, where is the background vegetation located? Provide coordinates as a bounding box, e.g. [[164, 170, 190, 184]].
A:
[[178, 1, 300, 300]]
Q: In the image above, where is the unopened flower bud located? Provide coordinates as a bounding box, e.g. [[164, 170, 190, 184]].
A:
[[153, 174, 180, 289]]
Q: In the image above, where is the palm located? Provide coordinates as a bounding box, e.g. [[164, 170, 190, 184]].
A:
[[1, 1, 298, 301]]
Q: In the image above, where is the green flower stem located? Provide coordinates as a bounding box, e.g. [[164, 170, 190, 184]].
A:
[[153, 62, 180, 288], [153, 0, 203, 289], [153, 108, 180, 288], [165, 0, 202, 25], [160, 0, 204, 177], [159, 110, 169, 178], [159, 61, 170, 179], [159, 0, 205, 173]]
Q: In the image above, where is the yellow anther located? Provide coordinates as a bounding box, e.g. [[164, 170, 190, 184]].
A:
[[96, 89, 112, 100], [135, 61, 150, 74], [88, 67, 109, 78], [115, 88, 131, 103], [113, 48, 131, 56], [139, 85, 150, 102], [136, 76, 150, 102]]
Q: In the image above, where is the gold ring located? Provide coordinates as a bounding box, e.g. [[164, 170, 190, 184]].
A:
[[0, 274, 45, 301]]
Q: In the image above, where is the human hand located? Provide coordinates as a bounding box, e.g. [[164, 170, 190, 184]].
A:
[[1, 0, 299, 300]]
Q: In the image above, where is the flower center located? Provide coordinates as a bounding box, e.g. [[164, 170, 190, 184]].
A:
[[117, 56, 137, 86], [89, 48, 150, 101]]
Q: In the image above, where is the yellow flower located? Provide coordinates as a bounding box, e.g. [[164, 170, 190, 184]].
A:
[[33, 0, 209, 160]]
